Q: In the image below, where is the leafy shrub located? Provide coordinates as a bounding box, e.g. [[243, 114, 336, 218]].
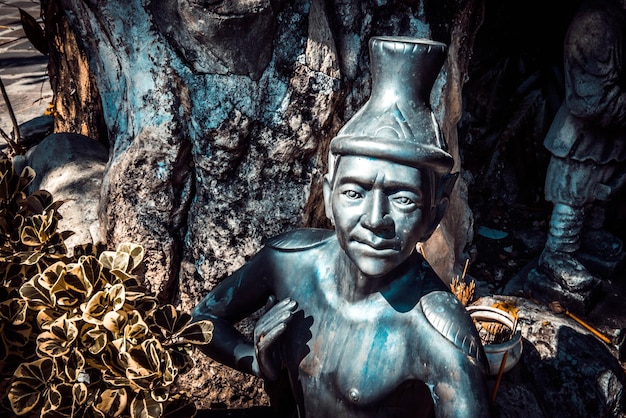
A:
[[0, 156, 67, 387], [0, 155, 213, 417]]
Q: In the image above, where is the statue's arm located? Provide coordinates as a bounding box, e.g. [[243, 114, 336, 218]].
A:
[[430, 354, 491, 418], [564, 7, 626, 127], [418, 291, 491, 417], [192, 229, 325, 378], [191, 251, 275, 377]]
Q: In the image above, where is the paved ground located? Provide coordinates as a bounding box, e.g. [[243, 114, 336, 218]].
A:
[[0, 0, 52, 137]]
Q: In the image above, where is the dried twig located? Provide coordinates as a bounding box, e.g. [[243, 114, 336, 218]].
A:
[[0, 127, 12, 144], [490, 350, 508, 404], [450, 259, 475, 307], [548, 301, 611, 344], [0, 76, 23, 155], [475, 320, 511, 345]]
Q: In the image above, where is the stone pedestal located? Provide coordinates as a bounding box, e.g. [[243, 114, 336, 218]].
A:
[[577, 249, 625, 279], [522, 245, 625, 316], [525, 268, 601, 315]]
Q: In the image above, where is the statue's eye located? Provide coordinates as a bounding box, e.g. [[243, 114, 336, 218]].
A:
[[394, 196, 413, 205], [391, 193, 421, 210], [343, 190, 362, 199]]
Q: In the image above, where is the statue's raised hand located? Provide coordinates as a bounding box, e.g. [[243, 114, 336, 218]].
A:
[[254, 297, 297, 380]]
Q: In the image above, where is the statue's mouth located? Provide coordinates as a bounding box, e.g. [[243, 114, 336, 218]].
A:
[[354, 237, 400, 253]]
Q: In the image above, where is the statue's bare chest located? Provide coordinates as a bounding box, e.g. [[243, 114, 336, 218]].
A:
[[283, 298, 416, 409]]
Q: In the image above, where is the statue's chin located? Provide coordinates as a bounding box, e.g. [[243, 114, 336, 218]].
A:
[[345, 244, 407, 280]]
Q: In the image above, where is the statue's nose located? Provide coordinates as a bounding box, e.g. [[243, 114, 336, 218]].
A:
[[361, 190, 393, 232]]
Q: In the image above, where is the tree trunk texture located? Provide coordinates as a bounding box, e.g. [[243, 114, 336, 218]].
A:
[[43, 0, 107, 143], [46, 0, 483, 408]]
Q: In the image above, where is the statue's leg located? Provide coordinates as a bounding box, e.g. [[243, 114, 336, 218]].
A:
[[539, 203, 598, 291], [581, 204, 623, 259], [539, 156, 599, 292], [580, 162, 626, 259]]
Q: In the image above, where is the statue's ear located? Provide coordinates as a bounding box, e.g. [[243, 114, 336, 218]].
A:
[[323, 175, 335, 225], [422, 172, 458, 240], [434, 171, 458, 222], [440, 172, 459, 198]]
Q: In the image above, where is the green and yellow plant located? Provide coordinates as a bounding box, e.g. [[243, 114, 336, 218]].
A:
[[0, 155, 68, 384], [0, 154, 213, 417]]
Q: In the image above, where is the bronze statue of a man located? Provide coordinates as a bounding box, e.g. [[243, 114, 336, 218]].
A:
[[193, 36, 490, 417]]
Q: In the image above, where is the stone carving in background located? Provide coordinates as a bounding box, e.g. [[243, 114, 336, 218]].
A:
[[528, 0, 626, 313], [151, 0, 281, 79], [192, 37, 491, 417]]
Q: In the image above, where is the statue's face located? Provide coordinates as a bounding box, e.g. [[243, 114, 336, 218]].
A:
[[324, 156, 429, 278]]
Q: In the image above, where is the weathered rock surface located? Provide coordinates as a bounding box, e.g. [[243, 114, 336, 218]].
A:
[[25, 132, 108, 251], [17, 115, 54, 147]]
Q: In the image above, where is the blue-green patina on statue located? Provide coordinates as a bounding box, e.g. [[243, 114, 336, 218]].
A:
[[193, 36, 491, 417]]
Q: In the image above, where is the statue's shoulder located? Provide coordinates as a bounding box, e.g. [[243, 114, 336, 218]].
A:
[[264, 228, 335, 252], [420, 291, 486, 367]]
